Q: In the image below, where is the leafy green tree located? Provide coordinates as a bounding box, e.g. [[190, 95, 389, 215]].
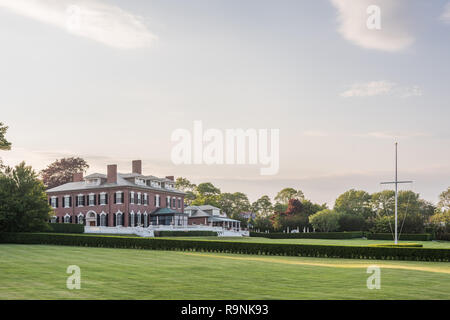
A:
[[0, 122, 11, 151], [370, 213, 426, 234], [251, 195, 273, 217], [309, 209, 340, 232], [437, 187, 450, 212], [301, 199, 327, 217], [218, 192, 251, 218], [273, 202, 288, 214], [430, 210, 450, 234], [371, 190, 435, 219], [0, 122, 12, 170], [334, 189, 373, 219], [196, 182, 220, 197], [274, 188, 304, 205], [175, 177, 197, 205], [337, 213, 366, 231], [370, 190, 394, 217], [270, 199, 311, 231], [252, 215, 273, 232], [190, 182, 221, 207], [0, 162, 52, 232], [40, 157, 89, 189], [175, 177, 196, 192]]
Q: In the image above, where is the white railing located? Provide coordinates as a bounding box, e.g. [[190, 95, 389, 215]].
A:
[[84, 225, 248, 237]]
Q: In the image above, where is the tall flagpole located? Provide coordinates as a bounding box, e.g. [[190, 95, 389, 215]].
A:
[[394, 142, 398, 244], [380, 143, 412, 244]]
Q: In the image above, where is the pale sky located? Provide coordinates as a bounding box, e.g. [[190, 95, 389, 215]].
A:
[[1, 0, 449, 206]]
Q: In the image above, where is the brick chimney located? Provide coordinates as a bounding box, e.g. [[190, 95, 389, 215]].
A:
[[165, 176, 174, 181], [107, 164, 117, 184], [132, 160, 142, 174], [73, 172, 83, 182]]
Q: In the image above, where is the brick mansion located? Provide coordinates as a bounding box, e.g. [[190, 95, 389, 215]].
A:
[[46, 160, 245, 236], [47, 160, 186, 227]]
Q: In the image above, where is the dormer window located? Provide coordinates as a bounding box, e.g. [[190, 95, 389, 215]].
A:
[[86, 178, 101, 185], [151, 181, 161, 188], [135, 178, 146, 186]]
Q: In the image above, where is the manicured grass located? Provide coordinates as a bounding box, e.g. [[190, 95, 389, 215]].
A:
[[0, 244, 449, 299], [159, 236, 450, 249]]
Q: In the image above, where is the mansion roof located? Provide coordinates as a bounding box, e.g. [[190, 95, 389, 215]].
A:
[[46, 172, 185, 195]]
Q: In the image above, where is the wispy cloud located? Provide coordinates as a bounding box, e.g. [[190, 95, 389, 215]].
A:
[[330, 0, 414, 52], [340, 81, 422, 98], [0, 0, 156, 49], [440, 2, 450, 23], [302, 130, 430, 140], [356, 131, 430, 139], [303, 130, 330, 137]]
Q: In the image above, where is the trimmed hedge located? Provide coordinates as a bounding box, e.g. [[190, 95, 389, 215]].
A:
[[47, 223, 84, 234], [1, 232, 449, 262], [155, 231, 218, 237], [368, 243, 423, 248], [436, 233, 450, 241], [250, 231, 364, 239], [367, 233, 431, 241]]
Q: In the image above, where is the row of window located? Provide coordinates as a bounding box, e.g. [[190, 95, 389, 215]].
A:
[[52, 212, 187, 227], [49, 192, 183, 209]]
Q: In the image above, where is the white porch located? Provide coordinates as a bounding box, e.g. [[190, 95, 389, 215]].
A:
[[84, 225, 249, 237]]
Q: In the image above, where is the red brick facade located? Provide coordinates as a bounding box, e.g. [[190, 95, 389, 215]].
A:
[[46, 161, 185, 227]]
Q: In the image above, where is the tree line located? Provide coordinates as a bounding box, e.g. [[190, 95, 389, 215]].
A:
[[175, 176, 450, 236], [0, 121, 449, 236]]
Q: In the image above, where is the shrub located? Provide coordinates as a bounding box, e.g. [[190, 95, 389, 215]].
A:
[[370, 214, 426, 234], [367, 233, 431, 241], [47, 223, 84, 234], [338, 213, 366, 232], [250, 231, 364, 239], [368, 243, 423, 248], [155, 231, 217, 237], [436, 233, 450, 241], [309, 209, 340, 232], [0, 232, 448, 262]]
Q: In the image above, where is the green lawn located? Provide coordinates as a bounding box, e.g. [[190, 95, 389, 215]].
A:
[[159, 236, 450, 248], [1, 244, 449, 300]]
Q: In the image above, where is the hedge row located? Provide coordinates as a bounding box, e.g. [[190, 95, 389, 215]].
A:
[[367, 233, 432, 241], [155, 231, 218, 237], [250, 231, 364, 239], [47, 223, 84, 234], [436, 233, 450, 241], [368, 243, 423, 248], [1, 232, 449, 261]]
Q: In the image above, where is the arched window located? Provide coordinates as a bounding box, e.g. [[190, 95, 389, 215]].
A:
[[100, 213, 107, 226], [64, 215, 70, 223], [143, 213, 148, 227], [130, 212, 135, 227], [78, 214, 84, 225], [116, 213, 123, 226], [137, 212, 141, 226]]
